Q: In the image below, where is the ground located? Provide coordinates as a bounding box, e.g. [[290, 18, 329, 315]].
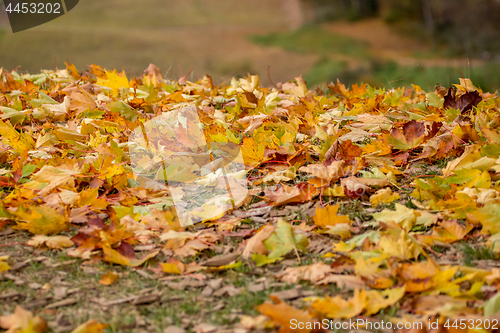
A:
[[1, 66, 500, 333]]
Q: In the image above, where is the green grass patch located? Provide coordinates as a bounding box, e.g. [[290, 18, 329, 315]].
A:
[[251, 25, 370, 58], [462, 243, 497, 266], [305, 58, 500, 91]]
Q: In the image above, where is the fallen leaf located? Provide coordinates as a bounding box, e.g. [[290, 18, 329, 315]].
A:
[[311, 288, 367, 319], [99, 271, 119, 286], [27, 235, 74, 249], [0, 306, 48, 333], [257, 300, 315, 333]]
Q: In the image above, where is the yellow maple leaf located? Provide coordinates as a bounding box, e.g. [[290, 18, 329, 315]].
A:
[[364, 286, 406, 316], [313, 204, 351, 228], [27, 235, 74, 249], [96, 70, 130, 89], [469, 203, 500, 235], [377, 224, 422, 260], [13, 205, 69, 235], [257, 300, 315, 333], [370, 187, 400, 205], [240, 137, 265, 167], [0, 306, 47, 333], [70, 319, 108, 333], [311, 288, 367, 319], [372, 203, 419, 231], [99, 271, 119, 286], [161, 258, 185, 275], [102, 246, 159, 267]]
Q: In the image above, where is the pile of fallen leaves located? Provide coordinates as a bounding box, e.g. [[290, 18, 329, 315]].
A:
[[1, 63, 500, 332]]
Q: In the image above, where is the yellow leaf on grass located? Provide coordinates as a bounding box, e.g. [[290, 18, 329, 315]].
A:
[[0, 255, 10, 272], [276, 262, 333, 284], [99, 272, 119, 286], [364, 286, 406, 316], [333, 241, 356, 253], [313, 204, 351, 228], [324, 223, 351, 239], [13, 205, 69, 235], [257, 301, 315, 333], [469, 203, 500, 235], [242, 225, 276, 259], [370, 187, 400, 205], [161, 258, 185, 275], [70, 319, 108, 333], [378, 225, 422, 260], [27, 235, 74, 249], [372, 203, 419, 231], [0, 305, 48, 333], [102, 246, 159, 267], [311, 288, 367, 319], [322, 184, 345, 197]]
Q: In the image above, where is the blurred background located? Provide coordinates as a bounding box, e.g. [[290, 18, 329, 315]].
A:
[[1, 0, 500, 90]]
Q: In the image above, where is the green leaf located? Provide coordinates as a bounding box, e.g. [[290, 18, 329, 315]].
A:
[[426, 92, 444, 108], [481, 144, 500, 158], [445, 107, 460, 122], [108, 101, 138, 121], [484, 292, 500, 316], [21, 163, 37, 178], [0, 107, 27, 125], [29, 91, 58, 108], [252, 253, 279, 267], [263, 219, 308, 260]]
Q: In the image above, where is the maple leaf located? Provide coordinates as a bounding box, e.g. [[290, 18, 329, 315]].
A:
[[27, 165, 79, 196], [469, 204, 500, 235], [99, 271, 119, 286], [377, 223, 423, 260], [299, 161, 345, 184], [13, 205, 69, 235], [0, 306, 48, 333], [444, 86, 482, 114], [364, 286, 405, 316], [161, 258, 186, 275], [372, 203, 419, 231], [340, 176, 369, 199], [276, 262, 333, 284], [419, 219, 468, 244], [257, 300, 316, 333], [313, 204, 351, 228], [370, 187, 400, 205], [96, 70, 130, 89], [102, 245, 159, 267], [70, 319, 108, 333], [263, 219, 308, 261], [0, 120, 35, 158], [242, 225, 275, 259], [311, 288, 367, 319], [27, 235, 74, 249], [399, 259, 439, 292], [388, 120, 441, 150]]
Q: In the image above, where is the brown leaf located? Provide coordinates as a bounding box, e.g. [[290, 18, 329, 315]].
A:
[[444, 86, 482, 114]]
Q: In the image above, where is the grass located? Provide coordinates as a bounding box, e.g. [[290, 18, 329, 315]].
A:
[[303, 58, 500, 91], [462, 243, 497, 267], [251, 25, 370, 58], [0, 230, 333, 332], [0, 0, 292, 80]]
